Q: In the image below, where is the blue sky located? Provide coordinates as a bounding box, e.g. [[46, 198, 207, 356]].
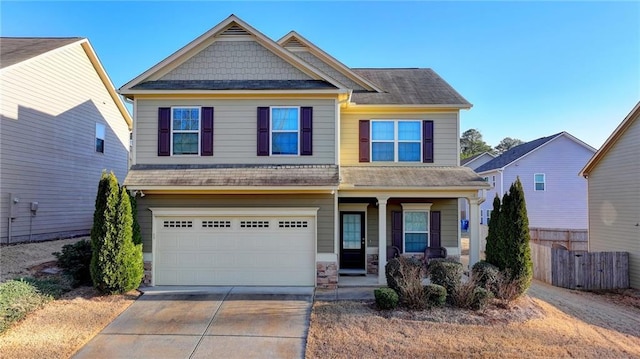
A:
[[2, 1, 639, 149]]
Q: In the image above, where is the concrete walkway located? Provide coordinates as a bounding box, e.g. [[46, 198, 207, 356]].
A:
[[73, 287, 313, 359]]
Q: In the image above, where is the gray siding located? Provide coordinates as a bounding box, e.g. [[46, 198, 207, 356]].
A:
[[0, 43, 130, 243], [340, 111, 459, 166], [136, 193, 335, 253], [160, 40, 312, 81], [135, 98, 336, 165], [588, 117, 640, 288]]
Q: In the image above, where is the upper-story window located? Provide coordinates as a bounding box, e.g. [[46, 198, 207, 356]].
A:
[[172, 107, 200, 155], [95, 123, 105, 153], [371, 120, 421, 162], [271, 107, 299, 155], [534, 173, 545, 191], [359, 119, 433, 163]]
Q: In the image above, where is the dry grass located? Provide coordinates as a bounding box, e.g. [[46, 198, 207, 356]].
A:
[[306, 288, 640, 358], [0, 286, 139, 359]]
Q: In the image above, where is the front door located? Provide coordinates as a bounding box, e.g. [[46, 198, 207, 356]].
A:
[[340, 212, 365, 270]]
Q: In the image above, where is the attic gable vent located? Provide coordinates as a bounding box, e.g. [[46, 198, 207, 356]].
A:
[[284, 38, 306, 48], [221, 24, 250, 36]]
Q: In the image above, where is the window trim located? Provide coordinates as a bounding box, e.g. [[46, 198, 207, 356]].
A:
[[401, 203, 432, 253], [370, 119, 422, 162], [534, 173, 546, 191], [170, 106, 201, 156], [95, 123, 105, 153], [269, 106, 300, 156]]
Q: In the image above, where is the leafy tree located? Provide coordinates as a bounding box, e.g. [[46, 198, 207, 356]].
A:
[[460, 129, 493, 159], [90, 172, 143, 294], [484, 194, 502, 266], [494, 137, 524, 155]]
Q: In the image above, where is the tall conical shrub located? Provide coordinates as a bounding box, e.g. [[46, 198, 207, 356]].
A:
[[484, 194, 502, 267], [90, 172, 143, 294], [129, 192, 142, 245], [503, 177, 532, 294]]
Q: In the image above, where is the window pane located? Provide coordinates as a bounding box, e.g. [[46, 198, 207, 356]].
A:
[[96, 138, 104, 153], [272, 132, 298, 155], [535, 183, 545, 191], [398, 142, 420, 161], [405, 212, 428, 231], [535, 174, 544, 182], [173, 108, 199, 130], [95, 123, 105, 139], [342, 214, 362, 249], [371, 121, 394, 140], [398, 121, 420, 140], [372, 142, 394, 161], [405, 233, 428, 252], [173, 133, 198, 155], [272, 108, 299, 130]]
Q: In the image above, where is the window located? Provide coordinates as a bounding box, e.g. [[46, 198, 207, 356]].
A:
[[95, 123, 105, 153], [486, 209, 492, 225], [534, 173, 545, 191], [172, 107, 200, 155], [371, 120, 421, 162], [402, 203, 431, 252], [491, 176, 496, 188], [480, 209, 484, 225], [271, 107, 299, 155]]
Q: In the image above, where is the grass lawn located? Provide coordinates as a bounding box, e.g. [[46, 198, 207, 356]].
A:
[[306, 294, 640, 358]]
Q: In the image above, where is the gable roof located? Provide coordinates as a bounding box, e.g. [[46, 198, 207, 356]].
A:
[[0, 37, 132, 130], [0, 37, 82, 69], [277, 31, 383, 92], [581, 101, 640, 176], [461, 151, 495, 166], [119, 14, 347, 95], [476, 132, 595, 173], [350, 68, 471, 107]]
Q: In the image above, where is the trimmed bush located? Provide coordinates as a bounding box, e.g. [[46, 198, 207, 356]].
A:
[[472, 286, 493, 310], [385, 257, 403, 293], [472, 261, 500, 293], [423, 284, 447, 307], [385, 256, 426, 309], [428, 259, 463, 295], [0, 279, 53, 333], [53, 239, 93, 287], [129, 192, 142, 245], [91, 172, 144, 294], [374, 288, 399, 310]]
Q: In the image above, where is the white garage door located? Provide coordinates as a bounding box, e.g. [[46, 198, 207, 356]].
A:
[[154, 212, 315, 286]]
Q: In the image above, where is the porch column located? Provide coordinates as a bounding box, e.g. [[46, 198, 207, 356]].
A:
[[377, 197, 389, 285], [468, 197, 481, 268]]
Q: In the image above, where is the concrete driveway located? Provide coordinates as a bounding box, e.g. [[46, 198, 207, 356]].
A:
[[73, 286, 314, 359]]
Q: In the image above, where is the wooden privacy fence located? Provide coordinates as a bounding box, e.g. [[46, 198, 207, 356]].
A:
[[529, 227, 588, 251], [530, 242, 629, 290]]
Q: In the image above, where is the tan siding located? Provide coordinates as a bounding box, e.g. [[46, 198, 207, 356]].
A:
[[160, 40, 312, 81], [340, 112, 459, 166], [588, 116, 640, 288], [136, 194, 335, 253], [135, 99, 336, 165], [0, 44, 130, 243]]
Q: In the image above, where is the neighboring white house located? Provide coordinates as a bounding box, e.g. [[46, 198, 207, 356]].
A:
[[0, 37, 132, 243], [460, 152, 495, 225], [475, 132, 596, 230], [581, 101, 640, 289]]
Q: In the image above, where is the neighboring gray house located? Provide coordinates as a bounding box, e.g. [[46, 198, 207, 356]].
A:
[[581, 101, 640, 288], [460, 151, 495, 224], [475, 132, 596, 230], [118, 15, 489, 288], [0, 37, 132, 243]]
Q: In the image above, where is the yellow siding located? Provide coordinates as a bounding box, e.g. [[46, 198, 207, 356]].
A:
[[135, 98, 336, 165], [340, 111, 459, 166], [587, 116, 640, 288]]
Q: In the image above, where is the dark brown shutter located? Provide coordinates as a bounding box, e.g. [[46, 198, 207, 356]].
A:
[[158, 107, 171, 156], [257, 107, 270, 156], [423, 120, 434, 163], [391, 211, 403, 254], [201, 107, 214, 156], [430, 211, 441, 248], [359, 120, 370, 162], [300, 107, 313, 156]]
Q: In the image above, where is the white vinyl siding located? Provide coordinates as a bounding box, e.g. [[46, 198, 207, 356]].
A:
[[135, 99, 336, 165], [0, 43, 130, 243], [587, 116, 640, 288], [340, 111, 459, 166]]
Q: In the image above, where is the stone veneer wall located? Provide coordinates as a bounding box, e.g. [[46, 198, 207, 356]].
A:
[[142, 261, 152, 287], [367, 254, 378, 275], [316, 261, 338, 289]]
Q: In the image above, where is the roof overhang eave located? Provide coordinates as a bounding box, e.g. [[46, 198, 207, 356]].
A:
[[118, 88, 348, 99], [123, 185, 338, 194]]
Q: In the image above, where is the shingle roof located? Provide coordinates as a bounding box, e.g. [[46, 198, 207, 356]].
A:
[[124, 164, 339, 187], [340, 166, 489, 188], [350, 68, 471, 106], [474, 133, 563, 173], [130, 80, 337, 91], [0, 37, 82, 69], [460, 152, 484, 166]]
